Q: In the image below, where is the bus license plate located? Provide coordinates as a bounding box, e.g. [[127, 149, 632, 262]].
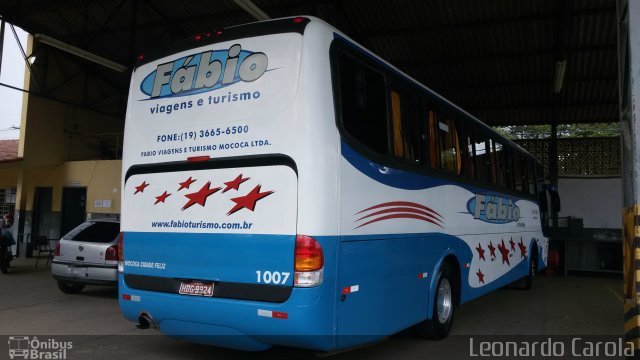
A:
[[178, 281, 214, 297]]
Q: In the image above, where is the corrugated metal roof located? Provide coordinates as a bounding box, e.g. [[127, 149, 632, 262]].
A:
[[0, 0, 618, 125]]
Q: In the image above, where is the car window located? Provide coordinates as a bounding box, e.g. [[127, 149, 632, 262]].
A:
[[63, 222, 120, 243]]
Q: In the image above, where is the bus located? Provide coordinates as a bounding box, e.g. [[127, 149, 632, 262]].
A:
[[119, 16, 557, 352]]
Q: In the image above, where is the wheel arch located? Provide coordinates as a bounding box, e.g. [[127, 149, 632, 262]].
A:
[[427, 253, 462, 320]]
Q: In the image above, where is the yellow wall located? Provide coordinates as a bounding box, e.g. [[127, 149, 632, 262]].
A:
[[20, 96, 123, 167], [19, 160, 121, 213], [0, 163, 21, 187]]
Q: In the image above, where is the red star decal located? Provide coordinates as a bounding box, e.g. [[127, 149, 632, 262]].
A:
[[154, 191, 171, 205], [134, 181, 149, 194], [476, 269, 485, 284], [227, 185, 274, 215], [177, 176, 196, 191], [181, 181, 221, 210], [222, 174, 250, 193], [488, 241, 497, 258], [518, 238, 527, 258], [476, 243, 486, 261], [498, 239, 511, 266], [509, 237, 516, 251]]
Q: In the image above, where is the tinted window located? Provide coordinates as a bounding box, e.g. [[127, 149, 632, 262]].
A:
[[339, 53, 388, 154], [528, 160, 537, 195], [425, 107, 461, 174], [474, 133, 491, 183], [390, 87, 420, 162], [462, 126, 476, 178], [513, 153, 524, 193], [64, 221, 120, 243]]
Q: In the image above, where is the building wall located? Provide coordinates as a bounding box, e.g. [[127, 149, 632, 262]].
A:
[[16, 160, 121, 241], [558, 177, 622, 229], [20, 160, 121, 213]]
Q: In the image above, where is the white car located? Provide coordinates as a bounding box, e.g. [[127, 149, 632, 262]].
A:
[[51, 219, 120, 294]]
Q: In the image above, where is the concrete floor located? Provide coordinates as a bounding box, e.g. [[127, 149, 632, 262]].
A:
[[0, 257, 623, 359]]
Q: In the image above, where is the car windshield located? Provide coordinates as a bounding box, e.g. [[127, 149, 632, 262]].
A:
[[63, 221, 120, 243]]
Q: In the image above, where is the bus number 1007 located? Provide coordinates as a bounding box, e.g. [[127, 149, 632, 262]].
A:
[[256, 270, 290, 285]]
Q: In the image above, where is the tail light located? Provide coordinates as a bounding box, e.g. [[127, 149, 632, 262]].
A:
[[105, 245, 118, 261], [117, 232, 124, 272], [294, 235, 323, 287], [55, 241, 60, 257]]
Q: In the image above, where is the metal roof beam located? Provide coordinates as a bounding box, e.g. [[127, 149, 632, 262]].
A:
[[433, 75, 617, 91], [470, 101, 616, 112], [231, 0, 270, 21], [397, 45, 616, 67], [360, 6, 616, 39]]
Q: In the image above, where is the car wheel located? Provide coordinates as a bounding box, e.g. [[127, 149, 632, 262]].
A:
[[415, 262, 456, 339], [57, 280, 85, 294], [0, 260, 7, 274]]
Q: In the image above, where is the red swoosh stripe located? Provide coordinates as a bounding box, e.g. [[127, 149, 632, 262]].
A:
[[355, 213, 444, 229], [356, 207, 443, 225], [356, 201, 443, 219]]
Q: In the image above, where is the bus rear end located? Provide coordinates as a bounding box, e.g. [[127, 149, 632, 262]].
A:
[[119, 18, 335, 351]]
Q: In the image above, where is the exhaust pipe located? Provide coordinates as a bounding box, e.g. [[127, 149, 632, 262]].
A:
[[137, 313, 157, 329]]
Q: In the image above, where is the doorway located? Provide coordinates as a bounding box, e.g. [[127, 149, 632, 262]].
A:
[[31, 187, 53, 250], [61, 187, 87, 236]]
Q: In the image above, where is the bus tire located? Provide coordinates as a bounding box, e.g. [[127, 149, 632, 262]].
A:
[[57, 280, 85, 294], [415, 262, 456, 339], [523, 250, 538, 290]]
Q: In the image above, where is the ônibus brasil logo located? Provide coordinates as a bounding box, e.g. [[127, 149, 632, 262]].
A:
[[140, 44, 268, 99]]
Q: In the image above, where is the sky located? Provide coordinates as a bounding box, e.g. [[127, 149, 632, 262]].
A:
[[0, 22, 27, 140]]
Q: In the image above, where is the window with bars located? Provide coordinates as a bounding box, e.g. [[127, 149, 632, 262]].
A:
[[0, 188, 16, 217]]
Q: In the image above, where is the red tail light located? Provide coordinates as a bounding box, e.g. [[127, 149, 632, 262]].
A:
[[294, 235, 323, 271], [293, 17, 306, 24], [105, 245, 118, 261], [117, 232, 124, 271], [55, 241, 60, 257]]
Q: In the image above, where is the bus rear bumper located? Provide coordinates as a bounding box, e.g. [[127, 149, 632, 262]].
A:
[[118, 275, 335, 351]]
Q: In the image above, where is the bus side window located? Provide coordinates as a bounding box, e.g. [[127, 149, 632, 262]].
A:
[[474, 133, 491, 183], [390, 88, 419, 162], [512, 153, 524, 193], [488, 139, 498, 185], [493, 140, 508, 187], [437, 115, 460, 174], [527, 160, 536, 195], [462, 125, 476, 178], [338, 52, 388, 155], [427, 109, 438, 169], [505, 149, 515, 190]]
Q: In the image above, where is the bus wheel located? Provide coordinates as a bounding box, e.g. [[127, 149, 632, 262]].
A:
[[415, 262, 456, 339], [523, 251, 537, 290]]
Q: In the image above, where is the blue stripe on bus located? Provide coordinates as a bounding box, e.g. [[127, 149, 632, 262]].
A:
[[341, 140, 530, 203], [341, 141, 451, 190]]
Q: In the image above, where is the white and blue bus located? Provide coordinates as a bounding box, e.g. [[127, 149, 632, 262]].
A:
[[119, 16, 554, 351]]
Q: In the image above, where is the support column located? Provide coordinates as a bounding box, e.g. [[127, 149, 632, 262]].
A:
[[619, 0, 640, 355]]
